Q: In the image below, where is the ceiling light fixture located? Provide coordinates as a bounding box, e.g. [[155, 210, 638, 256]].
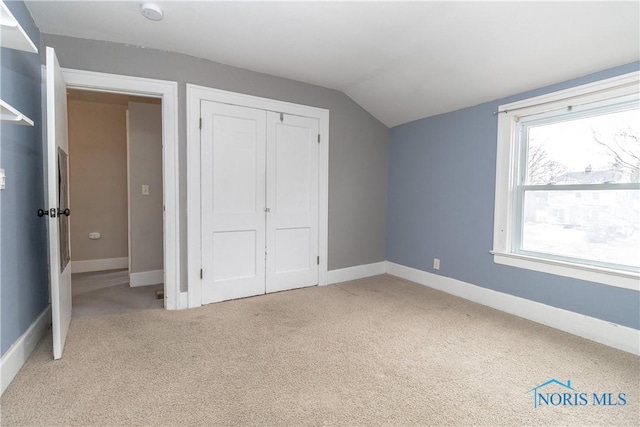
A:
[[141, 2, 163, 21]]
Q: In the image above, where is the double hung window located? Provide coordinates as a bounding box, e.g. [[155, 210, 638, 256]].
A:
[[492, 72, 639, 290]]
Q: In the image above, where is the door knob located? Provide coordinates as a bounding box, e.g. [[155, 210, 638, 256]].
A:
[[37, 208, 68, 217], [37, 208, 57, 218]]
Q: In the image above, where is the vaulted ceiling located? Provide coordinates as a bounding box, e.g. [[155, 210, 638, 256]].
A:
[[26, 1, 640, 127]]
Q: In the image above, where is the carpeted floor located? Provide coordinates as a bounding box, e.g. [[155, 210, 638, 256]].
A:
[[1, 274, 638, 426]]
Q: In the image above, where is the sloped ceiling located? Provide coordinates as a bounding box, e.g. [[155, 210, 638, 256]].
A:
[[26, 1, 640, 127]]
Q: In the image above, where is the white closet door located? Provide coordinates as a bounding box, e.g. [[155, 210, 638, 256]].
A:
[[201, 101, 266, 303], [266, 112, 319, 293]]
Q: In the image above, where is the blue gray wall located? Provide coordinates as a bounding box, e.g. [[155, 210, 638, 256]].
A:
[[0, 1, 48, 356], [387, 62, 640, 330]]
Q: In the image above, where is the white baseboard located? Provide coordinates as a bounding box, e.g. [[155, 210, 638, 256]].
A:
[[71, 257, 128, 274], [328, 261, 386, 284], [130, 269, 164, 287], [1, 305, 51, 395], [385, 261, 639, 355]]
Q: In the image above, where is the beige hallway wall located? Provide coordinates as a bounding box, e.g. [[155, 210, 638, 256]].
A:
[[128, 101, 163, 274], [68, 97, 128, 262]]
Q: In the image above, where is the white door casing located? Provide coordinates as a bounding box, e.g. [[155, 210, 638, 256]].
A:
[[60, 67, 180, 310], [265, 112, 319, 293], [45, 47, 72, 360], [200, 101, 267, 303]]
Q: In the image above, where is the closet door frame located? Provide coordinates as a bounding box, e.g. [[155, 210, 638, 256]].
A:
[[186, 84, 329, 308]]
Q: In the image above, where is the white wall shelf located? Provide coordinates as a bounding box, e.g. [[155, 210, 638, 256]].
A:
[[0, 0, 38, 53], [0, 1, 37, 126], [0, 99, 34, 126]]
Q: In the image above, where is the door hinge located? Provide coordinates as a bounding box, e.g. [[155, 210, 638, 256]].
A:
[[199, 118, 202, 129], [318, 134, 321, 144], [317, 256, 320, 265], [280, 112, 284, 123], [200, 268, 203, 279]]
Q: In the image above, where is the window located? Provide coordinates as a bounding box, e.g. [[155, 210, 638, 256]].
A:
[[493, 72, 639, 290]]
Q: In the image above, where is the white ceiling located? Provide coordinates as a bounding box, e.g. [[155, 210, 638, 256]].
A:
[[26, 1, 640, 127]]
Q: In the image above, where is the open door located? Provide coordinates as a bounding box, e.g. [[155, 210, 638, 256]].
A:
[[44, 46, 71, 359]]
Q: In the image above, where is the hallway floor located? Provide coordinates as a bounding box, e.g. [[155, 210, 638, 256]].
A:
[[72, 269, 163, 318]]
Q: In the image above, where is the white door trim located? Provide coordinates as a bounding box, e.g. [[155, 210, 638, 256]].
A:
[[61, 68, 181, 310], [126, 109, 132, 274], [187, 84, 330, 308]]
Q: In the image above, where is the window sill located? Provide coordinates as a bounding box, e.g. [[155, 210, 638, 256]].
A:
[[491, 251, 639, 291]]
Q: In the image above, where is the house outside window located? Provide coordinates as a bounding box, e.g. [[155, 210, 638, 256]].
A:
[[492, 72, 639, 291]]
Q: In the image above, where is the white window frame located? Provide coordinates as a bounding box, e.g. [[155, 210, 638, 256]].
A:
[[492, 71, 640, 291]]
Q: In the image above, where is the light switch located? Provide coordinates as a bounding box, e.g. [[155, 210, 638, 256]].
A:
[[0, 169, 5, 190], [142, 185, 149, 195]]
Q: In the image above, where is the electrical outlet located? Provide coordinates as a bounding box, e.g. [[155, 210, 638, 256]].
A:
[[433, 258, 440, 270], [142, 184, 149, 195]]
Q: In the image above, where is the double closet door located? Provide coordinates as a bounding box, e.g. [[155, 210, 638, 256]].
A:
[[200, 101, 319, 304]]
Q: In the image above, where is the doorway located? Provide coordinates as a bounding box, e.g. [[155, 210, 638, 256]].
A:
[[67, 89, 164, 317], [61, 67, 180, 311], [44, 52, 180, 359]]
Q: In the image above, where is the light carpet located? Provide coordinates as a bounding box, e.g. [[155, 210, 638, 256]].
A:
[[1, 274, 638, 426]]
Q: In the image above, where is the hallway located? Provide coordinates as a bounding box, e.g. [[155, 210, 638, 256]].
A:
[[72, 269, 163, 318]]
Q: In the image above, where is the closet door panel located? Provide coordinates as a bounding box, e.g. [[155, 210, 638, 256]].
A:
[[201, 101, 266, 303], [211, 116, 258, 214], [275, 228, 310, 272], [266, 112, 319, 293]]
